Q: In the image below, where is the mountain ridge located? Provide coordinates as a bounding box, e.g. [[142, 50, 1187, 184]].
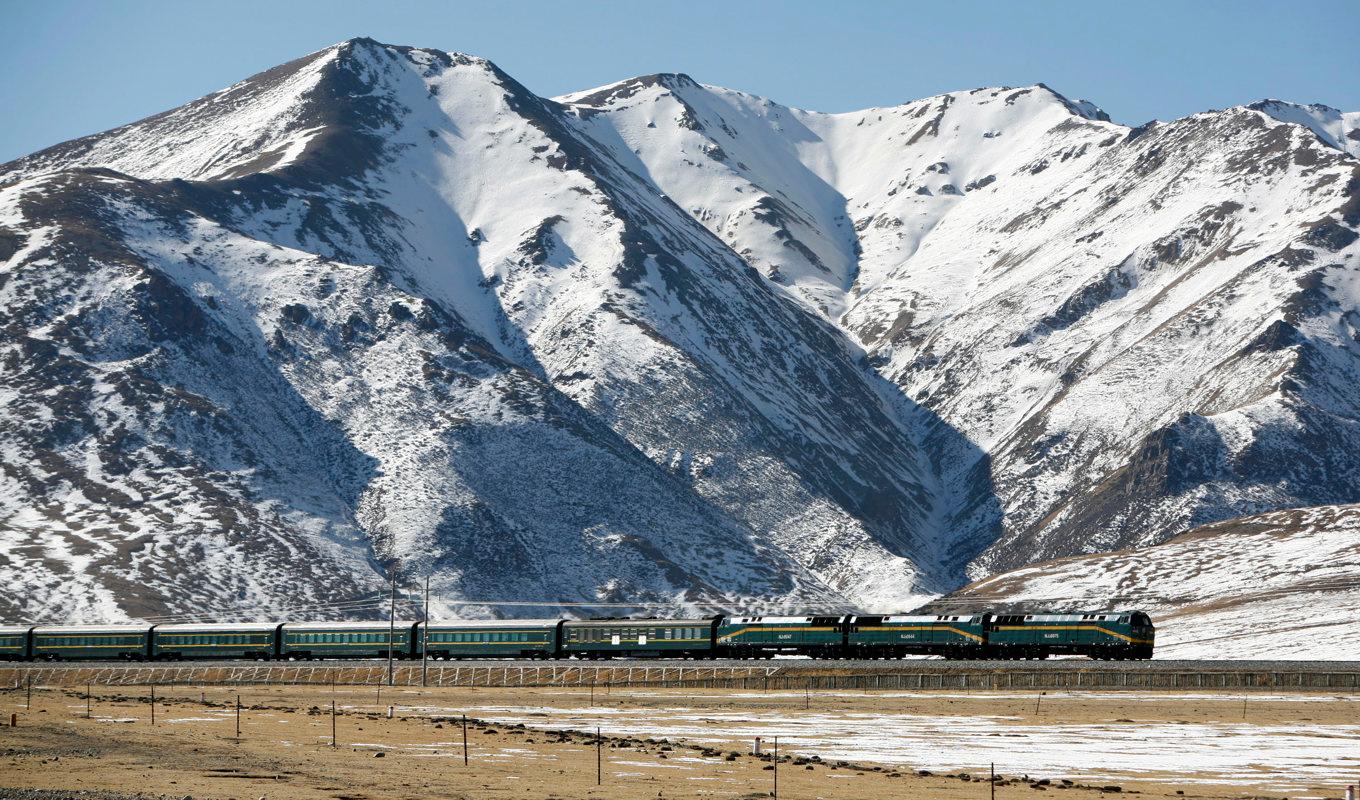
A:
[[558, 62, 1359, 578]]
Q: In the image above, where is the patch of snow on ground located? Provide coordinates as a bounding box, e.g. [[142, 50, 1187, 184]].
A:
[[457, 701, 1360, 792]]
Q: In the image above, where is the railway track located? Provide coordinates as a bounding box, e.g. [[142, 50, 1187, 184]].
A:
[[9, 658, 1360, 670], [5, 657, 1359, 694]]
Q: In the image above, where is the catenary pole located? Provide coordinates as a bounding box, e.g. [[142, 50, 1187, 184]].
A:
[[421, 574, 430, 688], [387, 572, 397, 687]]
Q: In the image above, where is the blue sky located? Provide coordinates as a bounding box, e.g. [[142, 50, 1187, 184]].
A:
[[2, 0, 1357, 163]]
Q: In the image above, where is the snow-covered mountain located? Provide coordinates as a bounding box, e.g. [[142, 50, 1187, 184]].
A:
[[1, 38, 1357, 623], [562, 74, 1360, 579], [0, 40, 948, 622], [937, 504, 1360, 659]]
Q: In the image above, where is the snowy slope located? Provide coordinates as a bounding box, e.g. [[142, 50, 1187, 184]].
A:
[[938, 504, 1360, 659], [561, 74, 863, 320], [558, 81, 1113, 321], [0, 167, 843, 622], [565, 78, 1360, 578]]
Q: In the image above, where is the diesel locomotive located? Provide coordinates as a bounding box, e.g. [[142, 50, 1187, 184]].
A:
[[0, 610, 1154, 661]]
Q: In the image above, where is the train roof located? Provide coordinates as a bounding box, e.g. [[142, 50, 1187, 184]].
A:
[[1003, 612, 1131, 622], [722, 616, 848, 624], [423, 619, 561, 629], [282, 621, 418, 631], [32, 625, 152, 634], [863, 614, 984, 623], [154, 623, 281, 632], [563, 618, 714, 627], [0, 625, 35, 634]]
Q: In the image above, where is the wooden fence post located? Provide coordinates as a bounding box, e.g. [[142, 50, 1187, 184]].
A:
[[773, 736, 778, 799]]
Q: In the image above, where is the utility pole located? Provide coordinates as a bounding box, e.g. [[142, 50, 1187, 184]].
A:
[[421, 574, 430, 688], [387, 571, 397, 687]]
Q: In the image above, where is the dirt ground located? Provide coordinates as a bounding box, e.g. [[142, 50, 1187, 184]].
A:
[[0, 683, 1353, 800]]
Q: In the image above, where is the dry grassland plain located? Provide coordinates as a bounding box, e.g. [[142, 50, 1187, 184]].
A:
[[1, 684, 1357, 800]]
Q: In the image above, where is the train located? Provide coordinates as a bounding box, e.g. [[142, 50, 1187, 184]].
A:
[[0, 610, 1154, 661]]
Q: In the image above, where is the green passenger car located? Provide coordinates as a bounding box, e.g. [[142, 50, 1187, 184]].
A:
[[847, 614, 987, 658], [986, 611, 1155, 659], [152, 623, 281, 660], [420, 620, 561, 659], [716, 616, 846, 658], [280, 621, 419, 660], [31, 625, 153, 661], [561, 618, 716, 659], [0, 625, 34, 660]]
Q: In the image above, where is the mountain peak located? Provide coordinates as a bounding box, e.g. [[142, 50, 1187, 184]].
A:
[[0, 43, 348, 184], [328, 36, 481, 72], [1031, 82, 1111, 122], [0, 37, 526, 187], [558, 72, 702, 108], [1250, 98, 1343, 116], [1246, 98, 1360, 157]]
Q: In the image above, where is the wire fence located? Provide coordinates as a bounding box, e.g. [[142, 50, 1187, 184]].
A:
[[3, 663, 1356, 691]]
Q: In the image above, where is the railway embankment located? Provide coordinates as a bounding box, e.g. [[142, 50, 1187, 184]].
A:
[[3, 660, 1358, 691]]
